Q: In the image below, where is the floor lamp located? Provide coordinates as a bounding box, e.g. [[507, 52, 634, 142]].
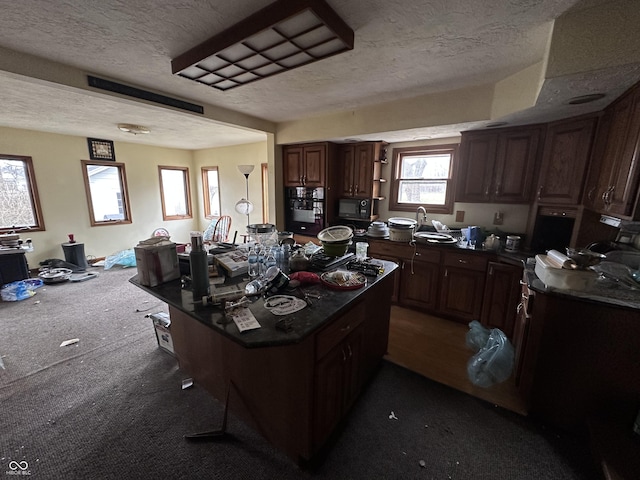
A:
[[234, 165, 255, 227]]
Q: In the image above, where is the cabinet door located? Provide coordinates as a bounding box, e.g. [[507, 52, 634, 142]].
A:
[[480, 262, 522, 338], [440, 266, 486, 322], [456, 132, 498, 202], [353, 143, 375, 197], [313, 326, 362, 449], [338, 145, 356, 196], [313, 341, 345, 448], [537, 117, 597, 205], [494, 127, 541, 203], [398, 257, 440, 311], [608, 90, 640, 217], [283, 146, 304, 186], [583, 109, 613, 210], [596, 92, 635, 212], [512, 280, 533, 387], [342, 326, 363, 412], [373, 254, 400, 303], [302, 144, 326, 187]]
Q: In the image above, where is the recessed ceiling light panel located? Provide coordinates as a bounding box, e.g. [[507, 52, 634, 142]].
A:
[[171, 0, 354, 91]]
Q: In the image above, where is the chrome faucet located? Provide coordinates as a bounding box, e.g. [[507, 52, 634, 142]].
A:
[[416, 206, 427, 226]]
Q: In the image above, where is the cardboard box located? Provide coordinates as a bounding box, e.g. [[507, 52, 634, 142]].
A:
[[214, 250, 249, 278], [134, 238, 180, 287], [149, 312, 174, 355]]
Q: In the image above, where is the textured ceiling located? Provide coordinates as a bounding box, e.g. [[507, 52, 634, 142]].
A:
[[0, 0, 635, 149]]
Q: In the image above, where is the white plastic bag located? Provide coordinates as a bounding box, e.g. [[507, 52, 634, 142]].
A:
[[467, 327, 514, 388], [466, 320, 490, 352]]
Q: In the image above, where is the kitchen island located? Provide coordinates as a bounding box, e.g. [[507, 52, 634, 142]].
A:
[[130, 260, 397, 463]]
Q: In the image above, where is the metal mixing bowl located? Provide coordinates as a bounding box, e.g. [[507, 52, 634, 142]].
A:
[[566, 248, 606, 269]]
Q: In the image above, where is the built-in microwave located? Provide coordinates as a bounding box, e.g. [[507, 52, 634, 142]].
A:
[[338, 198, 371, 220]]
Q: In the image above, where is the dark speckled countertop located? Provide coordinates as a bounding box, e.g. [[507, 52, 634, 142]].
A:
[[130, 259, 398, 348], [524, 264, 640, 310], [370, 236, 640, 310]]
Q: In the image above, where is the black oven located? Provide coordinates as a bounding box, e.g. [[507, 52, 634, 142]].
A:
[[285, 187, 325, 235]]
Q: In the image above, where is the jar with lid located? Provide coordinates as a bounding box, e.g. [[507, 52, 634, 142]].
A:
[[289, 249, 309, 272]]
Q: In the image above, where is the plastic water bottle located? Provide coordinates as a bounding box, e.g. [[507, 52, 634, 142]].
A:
[[265, 249, 277, 270], [281, 244, 291, 274], [248, 247, 259, 278], [257, 246, 266, 275]]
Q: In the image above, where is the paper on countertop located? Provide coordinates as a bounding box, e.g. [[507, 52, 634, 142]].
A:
[[228, 307, 261, 332], [546, 249, 577, 269], [59, 338, 79, 347]]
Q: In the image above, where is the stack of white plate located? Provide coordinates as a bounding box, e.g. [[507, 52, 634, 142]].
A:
[[367, 221, 389, 238]]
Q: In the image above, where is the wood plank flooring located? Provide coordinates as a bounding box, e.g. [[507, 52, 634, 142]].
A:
[[385, 305, 528, 416]]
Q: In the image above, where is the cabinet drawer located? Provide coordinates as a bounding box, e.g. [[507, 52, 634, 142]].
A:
[[413, 247, 441, 264], [316, 301, 365, 360], [443, 251, 488, 272], [367, 239, 414, 259]]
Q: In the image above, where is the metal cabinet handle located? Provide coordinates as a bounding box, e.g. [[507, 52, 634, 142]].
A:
[[517, 301, 524, 314], [484, 185, 490, 197], [495, 183, 501, 196], [354, 184, 358, 193], [347, 344, 353, 358], [537, 185, 544, 200], [458, 259, 468, 264], [587, 187, 595, 202], [342, 348, 347, 362], [340, 324, 351, 332]]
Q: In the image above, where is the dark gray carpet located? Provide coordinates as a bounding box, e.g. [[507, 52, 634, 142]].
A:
[[0, 267, 598, 479]]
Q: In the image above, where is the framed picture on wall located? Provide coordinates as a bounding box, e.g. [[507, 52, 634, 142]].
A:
[[87, 138, 116, 161]]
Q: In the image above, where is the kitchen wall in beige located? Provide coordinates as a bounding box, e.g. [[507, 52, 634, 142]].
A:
[[380, 137, 531, 234], [192, 141, 271, 240], [0, 127, 269, 268]]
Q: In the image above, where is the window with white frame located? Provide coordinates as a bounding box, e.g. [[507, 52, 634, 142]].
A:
[[0, 154, 45, 232], [390, 145, 457, 214]]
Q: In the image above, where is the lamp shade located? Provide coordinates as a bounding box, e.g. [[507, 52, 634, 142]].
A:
[[235, 198, 254, 215], [237, 165, 255, 175]]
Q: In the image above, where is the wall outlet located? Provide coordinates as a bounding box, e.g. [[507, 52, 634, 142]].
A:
[[455, 210, 465, 222], [493, 211, 504, 225]]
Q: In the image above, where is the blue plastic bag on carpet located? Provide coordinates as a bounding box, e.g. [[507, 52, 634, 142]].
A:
[[1, 278, 44, 301], [104, 249, 136, 269]]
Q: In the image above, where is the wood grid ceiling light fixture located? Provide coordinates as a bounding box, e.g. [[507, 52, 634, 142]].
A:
[[171, 0, 354, 91]]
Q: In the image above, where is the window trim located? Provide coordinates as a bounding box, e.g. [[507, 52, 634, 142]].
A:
[[201, 166, 221, 220], [158, 165, 192, 221], [81, 159, 132, 226], [389, 144, 458, 214], [0, 154, 45, 233]]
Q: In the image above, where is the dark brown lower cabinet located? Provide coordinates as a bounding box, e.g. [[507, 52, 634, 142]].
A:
[[313, 324, 363, 450], [398, 256, 440, 311], [480, 261, 523, 338]]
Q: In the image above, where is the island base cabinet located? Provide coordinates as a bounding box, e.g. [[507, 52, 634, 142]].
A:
[[167, 273, 393, 463], [313, 325, 363, 451]]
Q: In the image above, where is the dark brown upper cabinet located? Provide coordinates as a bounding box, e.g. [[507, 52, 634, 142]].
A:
[[456, 125, 542, 203], [583, 82, 640, 218], [283, 143, 327, 187], [535, 115, 598, 205]]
